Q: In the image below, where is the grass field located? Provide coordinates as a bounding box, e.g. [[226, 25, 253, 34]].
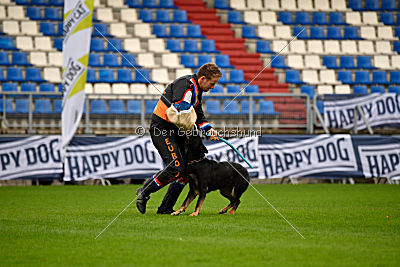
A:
[[0, 184, 399, 266]]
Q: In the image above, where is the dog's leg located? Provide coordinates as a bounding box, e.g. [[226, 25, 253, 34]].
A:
[[228, 200, 240, 215], [171, 189, 197, 215], [189, 190, 206, 216], [219, 187, 235, 214]]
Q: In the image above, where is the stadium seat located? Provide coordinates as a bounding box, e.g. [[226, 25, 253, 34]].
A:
[[198, 55, 212, 66], [173, 10, 189, 23], [0, 37, 16, 50], [313, 12, 328, 25], [327, 27, 342, 39], [295, 12, 311, 25], [44, 7, 61, 21], [166, 39, 182, 52], [142, 0, 157, 7], [390, 71, 400, 84], [21, 83, 36, 93], [53, 38, 63, 51], [0, 99, 14, 113], [279, 12, 294, 24], [382, 0, 396, 10], [357, 56, 376, 69], [89, 54, 102, 67], [380, 13, 395, 25], [184, 40, 200, 53], [348, 0, 363, 10], [301, 85, 315, 98], [181, 54, 197, 68], [353, 85, 368, 94], [242, 26, 260, 39], [127, 100, 141, 114], [15, 99, 29, 114], [322, 56, 338, 69], [227, 85, 241, 94], [126, 0, 141, 8], [35, 99, 52, 114], [145, 100, 157, 114], [310, 27, 325, 39], [316, 101, 324, 114], [7, 67, 24, 82], [206, 100, 222, 114], [156, 10, 171, 23], [27, 7, 42, 20], [344, 27, 361, 39], [117, 69, 134, 83], [245, 85, 260, 94], [153, 24, 168, 38], [372, 71, 389, 84], [170, 25, 185, 38], [229, 70, 247, 83], [223, 100, 240, 114], [393, 42, 400, 53], [91, 100, 108, 114], [121, 54, 139, 67], [271, 55, 289, 68], [337, 71, 354, 84], [12, 52, 31, 67], [138, 9, 155, 23], [40, 22, 57, 36], [187, 25, 204, 38], [370, 86, 385, 94], [256, 40, 273, 53], [228, 11, 245, 24], [215, 55, 234, 68], [241, 100, 256, 114], [91, 39, 106, 52], [286, 70, 304, 84], [86, 69, 97, 83], [0, 52, 10, 65], [107, 39, 125, 52], [215, 0, 232, 9], [109, 100, 126, 114], [305, 55, 322, 69], [103, 54, 120, 67], [355, 71, 371, 84], [365, 0, 380, 11], [257, 101, 279, 115], [340, 56, 356, 69], [39, 83, 55, 93], [329, 12, 346, 25], [93, 24, 111, 37], [201, 40, 219, 53], [98, 69, 115, 83], [388, 86, 400, 93], [134, 69, 154, 83], [293, 26, 309, 39]]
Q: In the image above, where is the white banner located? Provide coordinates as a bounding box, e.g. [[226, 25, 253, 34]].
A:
[[358, 143, 400, 180], [324, 93, 400, 130], [205, 137, 259, 175], [258, 135, 357, 178], [64, 137, 164, 181], [61, 0, 94, 151], [0, 136, 62, 180]]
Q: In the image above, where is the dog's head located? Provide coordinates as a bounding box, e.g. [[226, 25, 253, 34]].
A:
[[185, 133, 208, 162]]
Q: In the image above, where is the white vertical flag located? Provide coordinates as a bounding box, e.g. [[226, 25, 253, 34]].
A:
[[61, 0, 94, 152]]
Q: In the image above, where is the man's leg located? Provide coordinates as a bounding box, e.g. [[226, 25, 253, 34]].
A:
[[156, 178, 187, 214]]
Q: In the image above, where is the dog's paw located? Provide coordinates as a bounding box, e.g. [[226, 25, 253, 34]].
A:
[[228, 210, 236, 215], [189, 212, 199, 216], [171, 211, 181, 216]]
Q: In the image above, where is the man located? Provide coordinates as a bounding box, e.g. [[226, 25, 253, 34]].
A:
[[136, 63, 222, 214]]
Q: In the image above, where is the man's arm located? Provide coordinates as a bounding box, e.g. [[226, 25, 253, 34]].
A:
[[195, 103, 219, 141]]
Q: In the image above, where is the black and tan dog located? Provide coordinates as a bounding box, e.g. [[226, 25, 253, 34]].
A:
[[171, 134, 250, 216]]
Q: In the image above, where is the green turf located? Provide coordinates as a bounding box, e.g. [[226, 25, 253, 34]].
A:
[[0, 184, 399, 266]]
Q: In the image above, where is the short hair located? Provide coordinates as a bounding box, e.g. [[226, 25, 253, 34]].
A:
[[197, 63, 222, 80]]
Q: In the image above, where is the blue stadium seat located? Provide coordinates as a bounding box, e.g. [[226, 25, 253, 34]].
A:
[[227, 85, 241, 94], [242, 26, 260, 39], [160, 0, 176, 8], [145, 100, 157, 114], [256, 40, 274, 53], [90, 39, 106, 52], [327, 27, 342, 39], [117, 69, 134, 83], [187, 25, 204, 38], [0, 52, 10, 65], [40, 22, 57, 36], [15, 0, 30, 4], [355, 71, 371, 85], [301, 85, 315, 99], [2, 82, 18, 92], [214, 0, 232, 10], [12, 52, 31, 66], [181, 54, 197, 68], [295, 12, 311, 25], [372, 71, 389, 84], [211, 84, 224, 94], [206, 100, 222, 114], [223, 100, 240, 114], [53, 0, 63, 6], [89, 54, 102, 67], [344, 27, 361, 40], [322, 56, 338, 69], [353, 85, 368, 94], [39, 83, 55, 93], [340, 56, 356, 69], [388, 86, 400, 93], [357, 56, 376, 69], [54, 38, 63, 51], [27, 7, 42, 20], [98, 69, 115, 83], [153, 24, 169, 38], [286, 70, 304, 84], [218, 69, 228, 83], [15, 99, 29, 113], [57, 22, 63, 36], [26, 68, 44, 82], [245, 85, 260, 94], [134, 69, 154, 83], [271, 55, 289, 69], [329, 12, 346, 25], [0, 67, 5, 82], [127, 100, 141, 114], [371, 86, 385, 94], [394, 42, 400, 53], [380, 13, 395, 25], [338, 70, 354, 84], [215, 55, 234, 68], [173, 10, 189, 23], [126, 0, 141, 8], [7, 67, 24, 82], [241, 100, 256, 114], [0, 99, 14, 113], [156, 10, 171, 23], [53, 99, 62, 113], [166, 39, 182, 52], [382, 0, 397, 10], [121, 54, 139, 67], [91, 100, 108, 114], [390, 71, 400, 84], [44, 7, 61, 21], [107, 39, 125, 52], [348, 0, 363, 11], [92, 24, 111, 37], [21, 83, 36, 93], [198, 55, 212, 66], [170, 25, 185, 38], [316, 101, 324, 114], [230, 70, 247, 83], [138, 9, 155, 22], [35, 99, 52, 113], [257, 101, 279, 115], [313, 12, 328, 25], [109, 100, 126, 114], [143, 0, 157, 8], [310, 27, 325, 39], [293, 26, 309, 39], [184, 40, 200, 53], [365, 0, 380, 11], [103, 54, 120, 67], [201, 39, 219, 53], [395, 28, 400, 38], [86, 69, 97, 83], [31, 0, 48, 5], [0, 37, 17, 50], [228, 11, 245, 24], [279, 12, 294, 24]]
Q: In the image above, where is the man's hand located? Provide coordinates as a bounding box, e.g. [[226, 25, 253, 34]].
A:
[[207, 128, 220, 141]]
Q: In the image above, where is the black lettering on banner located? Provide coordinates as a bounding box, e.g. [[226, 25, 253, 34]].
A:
[[91, 155, 101, 172], [396, 95, 400, 112], [293, 151, 303, 167], [284, 152, 293, 170], [316, 145, 326, 163], [110, 151, 119, 167], [37, 144, 49, 163], [49, 138, 61, 162], [25, 147, 37, 165], [326, 142, 338, 161], [123, 147, 133, 165], [246, 140, 257, 161], [237, 145, 246, 162], [386, 96, 395, 114], [389, 153, 400, 172], [82, 156, 92, 176], [67, 156, 80, 180], [363, 103, 373, 118], [144, 140, 156, 163], [337, 138, 350, 161], [326, 110, 338, 128], [0, 153, 10, 170], [10, 151, 21, 167], [102, 153, 111, 170], [303, 149, 312, 165], [134, 144, 144, 163], [339, 111, 349, 128], [381, 155, 391, 174], [261, 154, 273, 176], [376, 99, 385, 115], [275, 154, 284, 174], [367, 155, 379, 177]]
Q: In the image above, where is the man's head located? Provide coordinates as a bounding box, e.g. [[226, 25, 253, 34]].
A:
[[196, 63, 222, 92]]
